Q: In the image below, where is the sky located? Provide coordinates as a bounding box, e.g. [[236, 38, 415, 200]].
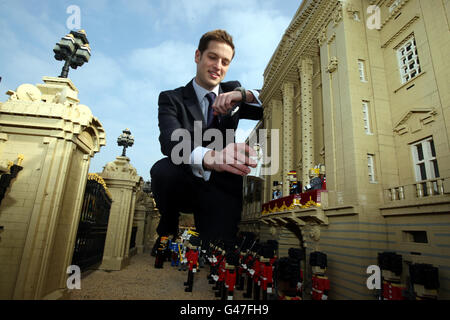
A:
[[0, 0, 302, 181]]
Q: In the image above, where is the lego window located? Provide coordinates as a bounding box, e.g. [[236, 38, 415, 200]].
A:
[[362, 101, 372, 134], [358, 60, 367, 82], [411, 137, 440, 182], [397, 36, 422, 84], [367, 154, 376, 183]]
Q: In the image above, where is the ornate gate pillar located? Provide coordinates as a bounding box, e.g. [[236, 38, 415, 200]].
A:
[[0, 77, 105, 300], [99, 156, 140, 271]]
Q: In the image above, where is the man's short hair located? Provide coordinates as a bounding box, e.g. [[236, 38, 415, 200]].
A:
[[198, 29, 235, 58]]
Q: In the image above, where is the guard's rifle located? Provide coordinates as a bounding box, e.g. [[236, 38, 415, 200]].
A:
[[247, 244, 264, 278], [241, 239, 257, 272], [211, 237, 246, 282]]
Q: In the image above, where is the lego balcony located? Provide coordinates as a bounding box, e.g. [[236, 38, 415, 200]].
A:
[[260, 190, 329, 227], [380, 177, 450, 216]]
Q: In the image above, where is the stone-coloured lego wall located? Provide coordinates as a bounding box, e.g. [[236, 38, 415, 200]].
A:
[[241, 0, 450, 299], [0, 77, 105, 299]]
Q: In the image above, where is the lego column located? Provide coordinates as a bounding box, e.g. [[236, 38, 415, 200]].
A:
[[281, 83, 295, 197], [144, 199, 160, 252], [263, 103, 272, 204], [99, 156, 140, 270], [298, 57, 315, 186], [133, 202, 146, 255], [0, 77, 106, 300]]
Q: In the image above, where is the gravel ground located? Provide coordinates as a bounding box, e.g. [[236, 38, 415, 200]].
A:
[[67, 253, 252, 300]]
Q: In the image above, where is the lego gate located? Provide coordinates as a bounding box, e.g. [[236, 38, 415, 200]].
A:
[[71, 174, 112, 271]]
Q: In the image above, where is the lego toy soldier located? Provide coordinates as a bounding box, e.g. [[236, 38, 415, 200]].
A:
[[213, 247, 227, 298], [259, 242, 276, 300], [378, 252, 405, 300], [243, 243, 260, 298], [275, 248, 303, 300], [223, 250, 239, 300], [154, 236, 169, 269], [310, 251, 330, 300], [409, 263, 439, 300], [184, 235, 200, 292], [237, 233, 256, 291]]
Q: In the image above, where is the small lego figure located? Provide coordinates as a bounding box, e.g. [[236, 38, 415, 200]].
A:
[[304, 168, 323, 191], [154, 236, 169, 269], [310, 251, 330, 300], [170, 238, 182, 267], [272, 181, 283, 200], [184, 235, 200, 292], [276, 247, 303, 300], [288, 171, 300, 195], [237, 234, 257, 291], [259, 242, 277, 300], [243, 243, 260, 299], [409, 263, 439, 300], [378, 252, 406, 300]]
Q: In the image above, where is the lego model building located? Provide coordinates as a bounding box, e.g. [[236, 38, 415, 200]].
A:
[[310, 251, 330, 300]]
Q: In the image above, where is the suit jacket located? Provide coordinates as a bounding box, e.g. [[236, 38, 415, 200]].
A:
[[158, 80, 263, 159]]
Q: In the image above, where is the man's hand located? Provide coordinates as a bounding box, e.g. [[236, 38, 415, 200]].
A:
[[212, 90, 256, 116], [203, 143, 257, 176]]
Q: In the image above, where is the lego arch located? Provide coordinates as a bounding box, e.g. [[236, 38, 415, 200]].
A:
[[76, 118, 106, 156]]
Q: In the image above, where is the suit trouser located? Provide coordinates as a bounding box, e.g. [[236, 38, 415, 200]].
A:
[[150, 157, 243, 241]]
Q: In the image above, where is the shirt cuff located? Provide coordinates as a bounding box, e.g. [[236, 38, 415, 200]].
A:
[[190, 146, 212, 181], [247, 89, 262, 106]]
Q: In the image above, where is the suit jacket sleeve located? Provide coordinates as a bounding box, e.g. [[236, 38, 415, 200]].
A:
[[157, 91, 199, 162]]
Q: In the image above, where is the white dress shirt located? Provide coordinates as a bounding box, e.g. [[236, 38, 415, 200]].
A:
[[190, 78, 262, 181]]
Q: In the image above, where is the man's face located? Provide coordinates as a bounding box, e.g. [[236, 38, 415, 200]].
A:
[[195, 40, 234, 91]]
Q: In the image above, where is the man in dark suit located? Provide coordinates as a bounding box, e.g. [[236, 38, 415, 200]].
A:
[[151, 30, 263, 242]]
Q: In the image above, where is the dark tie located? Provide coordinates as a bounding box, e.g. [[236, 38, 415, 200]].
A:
[[205, 92, 216, 128]]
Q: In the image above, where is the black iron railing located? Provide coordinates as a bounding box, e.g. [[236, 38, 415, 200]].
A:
[[72, 175, 112, 271]]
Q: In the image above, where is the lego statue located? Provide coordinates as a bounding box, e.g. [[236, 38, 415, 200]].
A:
[[310, 251, 330, 300], [184, 235, 200, 292]]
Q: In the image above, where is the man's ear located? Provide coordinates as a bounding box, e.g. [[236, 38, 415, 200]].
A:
[[195, 49, 201, 64]]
